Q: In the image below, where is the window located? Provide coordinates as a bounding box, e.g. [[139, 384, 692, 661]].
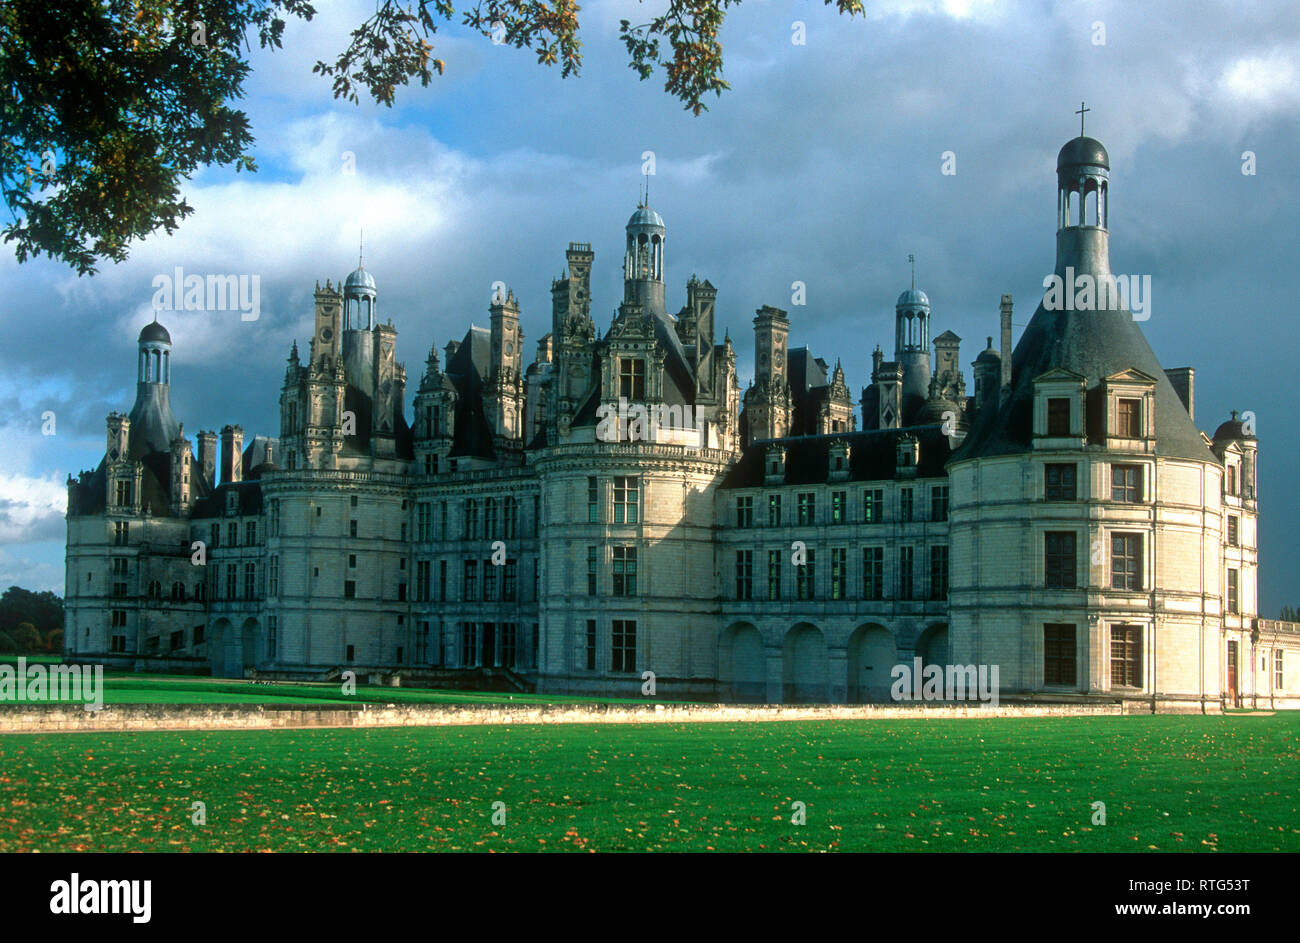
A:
[[115, 480, 132, 506], [504, 497, 518, 539], [587, 546, 598, 595], [767, 550, 782, 600], [503, 560, 517, 601], [612, 546, 637, 596], [417, 560, 431, 602], [619, 358, 645, 401], [464, 499, 478, 538], [1047, 397, 1070, 436], [797, 493, 816, 526], [863, 489, 883, 523], [440, 501, 448, 540], [1045, 463, 1077, 501], [1275, 650, 1284, 689], [611, 620, 637, 673], [736, 496, 753, 529], [930, 486, 949, 522], [862, 547, 884, 601], [796, 548, 815, 601], [228, 522, 238, 547], [348, 553, 357, 569], [397, 581, 408, 602], [350, 495, 358, 508], [417, 503, 431, 541], [171, 581, 185, 601], [1044, 532, 1077, 589], [1226, 466, 1237, 497], [768, 494, 782, 527], [114, 521, 129, 546], [439, 560, 448, 602], [193, 624, 204, 645], [268, 556, 279, 596], [349, 520, 358, 538], [1111, 464, 1142, 503], [1227, 568, 1239, 614], [1111, 534, 1142, 591], [585, 620, 597, 671], [463, 560, 478, 601], [735, 550, 753, 600], [929, 545, 949, 600], [533, 559, 539, 600], [344, 580, 356, 599], [900, 489, 913, 523], [111, 610, 127, 628], [245, 521, 257, 544], [269, 500, 280, 537], [830, 548, 846, 600], [831, 491, 846, 525], [1110, 624, 1142, 687], [225, 564, 237, 600], [461, 624, 476, 667], [587, 478, 599, 523], [499, 624, 516, 669], [1044, 624, 1076, 685], [613, 477, 638, 523], [485, 498, 497, 539], [195, 582, 206, 602], [111, 634, 127, 652], [1227, 515, 1239, 547], [483, 561, 497, 601], [267, 616, 278, 658], [1117, 398, 1141, 437], [898, 546, 914, 600], [416, 622, 430, 665]]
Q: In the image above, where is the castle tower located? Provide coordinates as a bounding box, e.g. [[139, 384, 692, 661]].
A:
[[413, 344, 457, 474], [486, 287, 525, 441], [894, 287, 932, 423], [219, 424, 244, 484], [971, 337, 1001, 413], [744, 305, 791, 443]]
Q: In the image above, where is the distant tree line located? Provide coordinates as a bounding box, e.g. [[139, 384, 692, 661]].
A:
[[1279, 606, 1300, 623], [0, 586, 63, 653]]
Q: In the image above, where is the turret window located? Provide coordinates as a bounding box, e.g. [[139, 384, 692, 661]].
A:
[[1111, 465, 1142, 503], [1047, 398, 1070, 436]]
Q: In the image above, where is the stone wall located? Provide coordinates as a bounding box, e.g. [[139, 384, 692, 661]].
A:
[[0, 699, 1135, 734]]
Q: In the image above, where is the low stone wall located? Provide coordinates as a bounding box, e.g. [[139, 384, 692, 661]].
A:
[[0, 699, 1132, 734]]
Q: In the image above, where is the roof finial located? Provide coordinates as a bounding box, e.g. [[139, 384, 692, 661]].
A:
[[359, 229, 364, 269], [1076, 100, 1090, 137], [908, 253, 916, 290], [644, 166, 650, 207]]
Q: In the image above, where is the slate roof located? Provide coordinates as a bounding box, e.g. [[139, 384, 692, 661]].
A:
[[444, 326, 498, 460], [953, 299, 1215, 464], [721, 425, 952, 488]]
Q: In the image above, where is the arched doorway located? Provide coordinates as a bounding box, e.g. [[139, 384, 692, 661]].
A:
[[782, 623, 827, 703], [239, 618, 259, 671], [720, 622, 765, 702], [916, 623, 949, 668], [208, 618, 238, 678], [847, 624, 895, 703]]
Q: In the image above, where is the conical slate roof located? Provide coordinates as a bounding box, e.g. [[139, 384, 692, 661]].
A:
[[953, 298, 1215, 464]]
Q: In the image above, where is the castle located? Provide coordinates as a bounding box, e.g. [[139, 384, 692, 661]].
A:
[[63, 131, 1299, 711]]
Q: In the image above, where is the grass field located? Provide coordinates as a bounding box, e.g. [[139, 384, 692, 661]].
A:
[[1, 713, 1297, 852]]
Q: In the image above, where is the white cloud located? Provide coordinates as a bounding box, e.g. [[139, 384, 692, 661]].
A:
[[0, 471, 66, 544]]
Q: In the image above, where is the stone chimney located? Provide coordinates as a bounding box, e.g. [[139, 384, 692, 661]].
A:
[[220, 424, 244, 484], [1164, 367, 1194, 421], [196, 430, 217, 489]]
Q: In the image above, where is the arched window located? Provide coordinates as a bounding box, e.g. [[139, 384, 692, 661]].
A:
[[195, 582, 206, 601], [148, 580, 162, 598]]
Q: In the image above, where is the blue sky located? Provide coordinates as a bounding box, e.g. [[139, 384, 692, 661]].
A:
[[1, 0, 1296, 612]]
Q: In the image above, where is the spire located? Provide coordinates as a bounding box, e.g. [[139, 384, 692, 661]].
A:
[[359, 229, 364, 269], [909, 253, 915, 290]]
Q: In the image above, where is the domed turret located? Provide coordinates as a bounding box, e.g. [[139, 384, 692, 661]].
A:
[[128, 318, 180, 458], [344, 263, 376, 330], [624, 201, 666, 315]]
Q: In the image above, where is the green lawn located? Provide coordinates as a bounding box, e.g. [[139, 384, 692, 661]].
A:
[[1, 714, 1296, 852]]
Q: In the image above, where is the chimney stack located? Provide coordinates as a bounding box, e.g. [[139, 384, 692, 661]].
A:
[[1164, 367, 1194, 421], [196, 430, 217, 489], [219, 424, 244, 484], [999, 294, 1013, 400]]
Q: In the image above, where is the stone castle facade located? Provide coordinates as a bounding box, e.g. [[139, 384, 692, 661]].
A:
[[63, 132, 1299, 711]]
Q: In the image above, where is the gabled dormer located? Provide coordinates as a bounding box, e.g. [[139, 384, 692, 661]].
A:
[[764, 444, 786, 485], [895, 433, 920, 478], [1032, 367, 1087, 449], [1097, 368, 1157, 452], [828, 439, 852, 481]]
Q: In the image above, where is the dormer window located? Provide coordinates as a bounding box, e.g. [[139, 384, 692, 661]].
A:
[[1117, 399, 1141, 437], [619, 358, 645, 401], [1047, 398, 1070, 436]]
